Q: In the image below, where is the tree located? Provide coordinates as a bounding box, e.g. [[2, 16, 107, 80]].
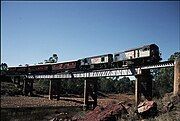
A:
[[114, 77, 134, 93], [54, 78, 84, 96], [45, 54, 58, 63], [98, 77, 116, 93], [168, 52, 180, 61], [0, 63, 8, 75], [153, 52, 180, 98], [0, 63, 8, 71], [52, 54, 58, 62]]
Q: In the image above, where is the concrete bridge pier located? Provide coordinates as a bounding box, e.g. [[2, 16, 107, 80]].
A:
[[174, 58, 180, 96], [49, 79, 61, 100], [135, 69, 152, 107], [84, 78, 98, 110]]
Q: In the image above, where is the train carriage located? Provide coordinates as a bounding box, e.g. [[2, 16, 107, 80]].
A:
[[16, 66, 28, 75], [51, 61, 78, 73], [79, 54, 113, 70], [7, 67, 17, 75], [28, 64, 51, 74]]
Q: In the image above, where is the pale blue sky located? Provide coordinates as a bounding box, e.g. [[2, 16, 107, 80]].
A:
[[1, 1, 180, 66]]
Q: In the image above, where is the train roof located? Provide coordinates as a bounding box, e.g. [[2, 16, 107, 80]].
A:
[[114, 44, 158, 54], [127, 44, 158, 51], [8, 59, 78, 68], [8, 63, 52, 68], [51, 60, 78, 65], [79, 54, 113, 60], [8, 66, 26, 68]]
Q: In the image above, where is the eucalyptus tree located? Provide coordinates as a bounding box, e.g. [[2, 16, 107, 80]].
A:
[[0, 63, 8, 75], [45, 54, 58, 63], [153, 52, 180, 97]]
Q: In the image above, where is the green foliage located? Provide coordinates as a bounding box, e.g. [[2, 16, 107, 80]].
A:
[[33, 79, 84, 96], [114, 77, 134, 93], [34, 79, 50, 95], [45, 54, 58, 63], [61, 79, 84, 95], [33, 77, 134, 95], [98, 77, 134, 94], [98, 78, 116, 93], [168, 52, 180, 61], [153, 52, 180, 98], [0, 63, 8, 75], [1, 82, 22, 96]]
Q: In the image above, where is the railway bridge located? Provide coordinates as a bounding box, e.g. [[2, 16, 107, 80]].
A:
[[6, 59, 179, 110]]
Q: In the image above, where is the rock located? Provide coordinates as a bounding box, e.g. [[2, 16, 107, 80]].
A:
[[74, 102, 128, 121], [137, 100, 157, 119], [169, 94, 180, 105], [162, 101, 174, 113], [161, 93, 180, 113]]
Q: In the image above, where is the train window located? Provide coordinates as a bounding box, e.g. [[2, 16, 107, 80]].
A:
[[101, 57, 105, 62]]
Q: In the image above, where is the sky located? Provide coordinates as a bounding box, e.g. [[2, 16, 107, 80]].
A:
[[1, 1, 180, 67]]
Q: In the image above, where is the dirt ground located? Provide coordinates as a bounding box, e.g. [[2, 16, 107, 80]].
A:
[[1, 94, 134, 108], [1, 94, 180, 121]]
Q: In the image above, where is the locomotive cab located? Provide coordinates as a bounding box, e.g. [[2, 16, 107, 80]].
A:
[[150, 44, 162, 63]]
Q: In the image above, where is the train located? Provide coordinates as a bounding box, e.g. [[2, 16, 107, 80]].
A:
[[7, 44, 162, 75]]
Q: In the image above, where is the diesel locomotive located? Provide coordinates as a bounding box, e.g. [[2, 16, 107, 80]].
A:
[[113, 44, 161, 67], [7, 44, 162, 75]]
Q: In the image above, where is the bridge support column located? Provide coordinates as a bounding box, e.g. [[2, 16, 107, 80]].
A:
[[142, 69, 153, 100], [174, 58, 180, 96], [135, 69, 152, 107], [49, 79, 61, 100], [83, 78, 98, 110], [23, 78, 28, 96], [135, 75, 142, 107], [84, 79, 89, 109], [49, 79, 53, 100], [29, 79, 34, 96], [23, 78, 34, 96], [56, 80, 61, 101]]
